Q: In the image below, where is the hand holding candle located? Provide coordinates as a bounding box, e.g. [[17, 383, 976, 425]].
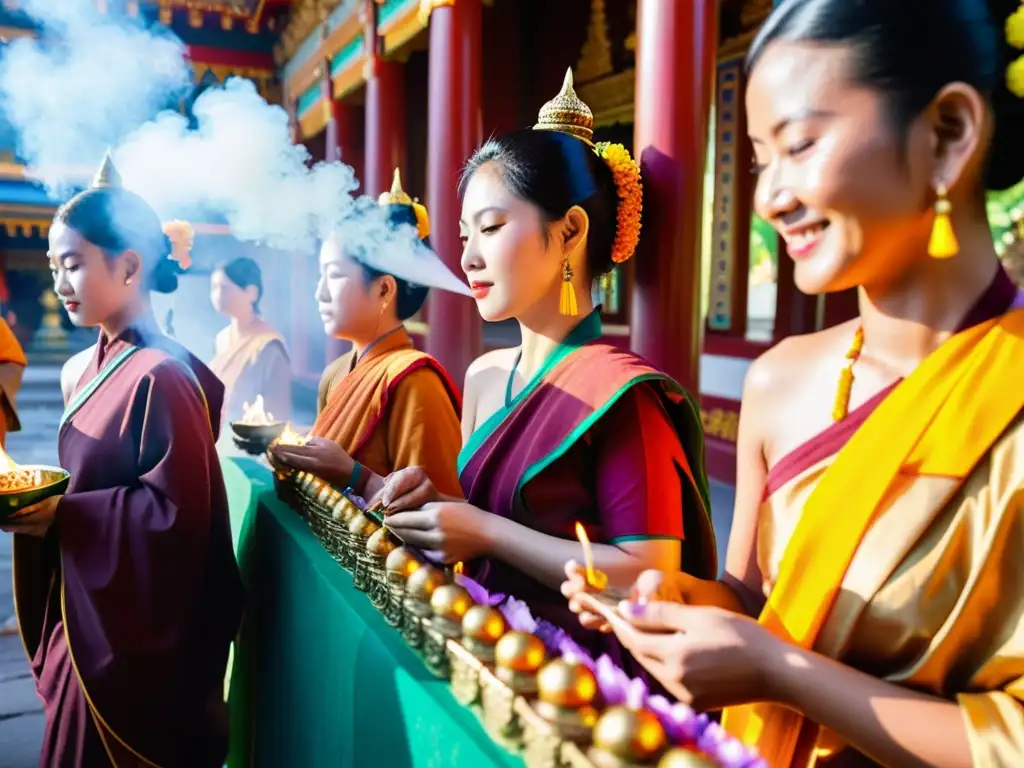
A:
[[574, 521, 608, 590]]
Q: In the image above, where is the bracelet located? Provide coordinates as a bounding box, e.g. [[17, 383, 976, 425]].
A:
[[344, 461, 364, 496]]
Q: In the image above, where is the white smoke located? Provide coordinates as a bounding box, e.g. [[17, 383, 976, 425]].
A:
[[0, 0, 467, 285]]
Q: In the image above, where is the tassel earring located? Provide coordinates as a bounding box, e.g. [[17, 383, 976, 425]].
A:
[[559, 258, 579, 317], [928, 182, 959, 259]]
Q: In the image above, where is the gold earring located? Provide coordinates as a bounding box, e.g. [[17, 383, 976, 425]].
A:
[[928, 182, 959, 259], [559, 257, 579, 317]]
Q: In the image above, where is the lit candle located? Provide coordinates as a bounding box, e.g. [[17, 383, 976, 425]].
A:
[[574, 522, 608, 590]]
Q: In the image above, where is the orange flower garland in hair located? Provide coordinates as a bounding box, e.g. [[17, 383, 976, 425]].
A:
[[162, 220, 195, 271], [594, 142, 642, 264], [1009, 2, 1024, 97]]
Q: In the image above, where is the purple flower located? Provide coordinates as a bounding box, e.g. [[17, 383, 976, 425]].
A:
[[499, 597, 537, 633], [456, 574, 505, 606], [647, 696, 706, 745], [595, 655, 630, 706], [625, 678, 648, 710]]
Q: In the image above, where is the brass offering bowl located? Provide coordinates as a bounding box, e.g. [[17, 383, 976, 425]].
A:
[[402, 565, 445, 649], [494, 631, 547, 694], [231, 420, 286, 455], [461, 605, 508, 664], [479, 631, 548, 747], [384, 546, 420, 628], [349, 512, 381, 591], [588, 706, 668, 767], [313, 485, 348, 560], [532, 656, 601, 742], [333, 496, 362, 571], [423, 583, 473, 678], [364, 528, 399, 609], [1, 466, 71, 520], [519, 656, 600, 768], [450, 605, 508, 706]]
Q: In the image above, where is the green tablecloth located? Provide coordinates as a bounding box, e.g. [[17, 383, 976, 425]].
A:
[[222, 457, 523, 768]]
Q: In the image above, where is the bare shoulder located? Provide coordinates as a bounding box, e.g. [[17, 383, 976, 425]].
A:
[[744, 321, 856, 403], [743, 321, 859, 464], [60, 345, 95, 404]]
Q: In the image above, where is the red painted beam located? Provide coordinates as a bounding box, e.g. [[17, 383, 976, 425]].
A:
[[186, 44, 276, 70]]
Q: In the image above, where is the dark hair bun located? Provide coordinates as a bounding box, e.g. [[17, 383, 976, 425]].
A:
[[751, 0, 1024, 192], [461, 129, 620, 276], [150, 252, 179, 295]]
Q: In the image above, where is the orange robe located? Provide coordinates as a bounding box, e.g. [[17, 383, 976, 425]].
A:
[[313, 326, 462, 497], [0, 317, 26, 445], [209, 318, 291, 428]]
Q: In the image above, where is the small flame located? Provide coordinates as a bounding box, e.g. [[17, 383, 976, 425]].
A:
[[274, 423, 307, 447], [574, 521, 608, 590], [453, 562, 464, 576], [238, 395, 277, 425], [0, 444, 42, 493]]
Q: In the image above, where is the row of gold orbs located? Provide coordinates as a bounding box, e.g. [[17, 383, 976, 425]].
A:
[[274, 467, 714, 768]]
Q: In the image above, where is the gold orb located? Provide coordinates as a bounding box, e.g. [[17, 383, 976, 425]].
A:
[[430, 584, 473, 622], [385, 546, 421, 577], [348, 512, 380, 537], [593, 706, 667, 761], [461, 605, 506, 645], [366, 528, 398, 557], [536, 657, 598, 708], [333, 497, 359, 523], [494, 631, 546, 672], [406, 565, 446, 601], [657, 748, 719, 768]]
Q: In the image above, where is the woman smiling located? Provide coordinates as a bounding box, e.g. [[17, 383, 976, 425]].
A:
[[563, 1, 1024, 766]]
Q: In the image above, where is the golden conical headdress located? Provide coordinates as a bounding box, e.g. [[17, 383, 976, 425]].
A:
[[378, 168, 413, 206], [533, 69, 594, 146], [91, 151, 123, 189]]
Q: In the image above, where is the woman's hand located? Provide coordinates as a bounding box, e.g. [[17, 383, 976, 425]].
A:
[[575, 593, 783, 711], [562, 567, 704, 633], [270, 437, 353, 485], [561, 560, 622, 633], [384, 501, 492, 564], [370, 466, 441, 511], [1, 495, 61, 537]]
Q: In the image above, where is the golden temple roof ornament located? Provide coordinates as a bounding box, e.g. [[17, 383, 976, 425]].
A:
[[533, 69, 595, 146], [379, 168, 414, 206], [91, 152, 123, 189]]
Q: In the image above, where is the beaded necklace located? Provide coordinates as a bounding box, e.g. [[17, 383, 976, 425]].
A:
[[832, 325, 865, 422]]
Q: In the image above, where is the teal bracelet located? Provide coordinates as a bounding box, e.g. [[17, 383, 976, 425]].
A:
[[345, 461, 364, 495]]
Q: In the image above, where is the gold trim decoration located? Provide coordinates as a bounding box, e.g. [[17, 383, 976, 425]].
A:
[[417, 0, 454, 25], [575, 0, 613, 84], [707, 56, 744, 332]]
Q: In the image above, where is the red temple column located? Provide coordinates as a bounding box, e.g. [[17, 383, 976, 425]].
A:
[[630, 0, 718, 392], [424, 0, 482, 386], [365, 62, 406, 196]]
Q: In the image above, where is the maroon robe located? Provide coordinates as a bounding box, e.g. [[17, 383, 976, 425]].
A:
[[13, 315, 244, 767]]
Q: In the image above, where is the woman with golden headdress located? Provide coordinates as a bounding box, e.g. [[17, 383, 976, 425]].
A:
[[2, 155, 243, 767], [563, 1, 1024, 766], [271, 170, 464, 500], [370, 72, 716, 676]]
